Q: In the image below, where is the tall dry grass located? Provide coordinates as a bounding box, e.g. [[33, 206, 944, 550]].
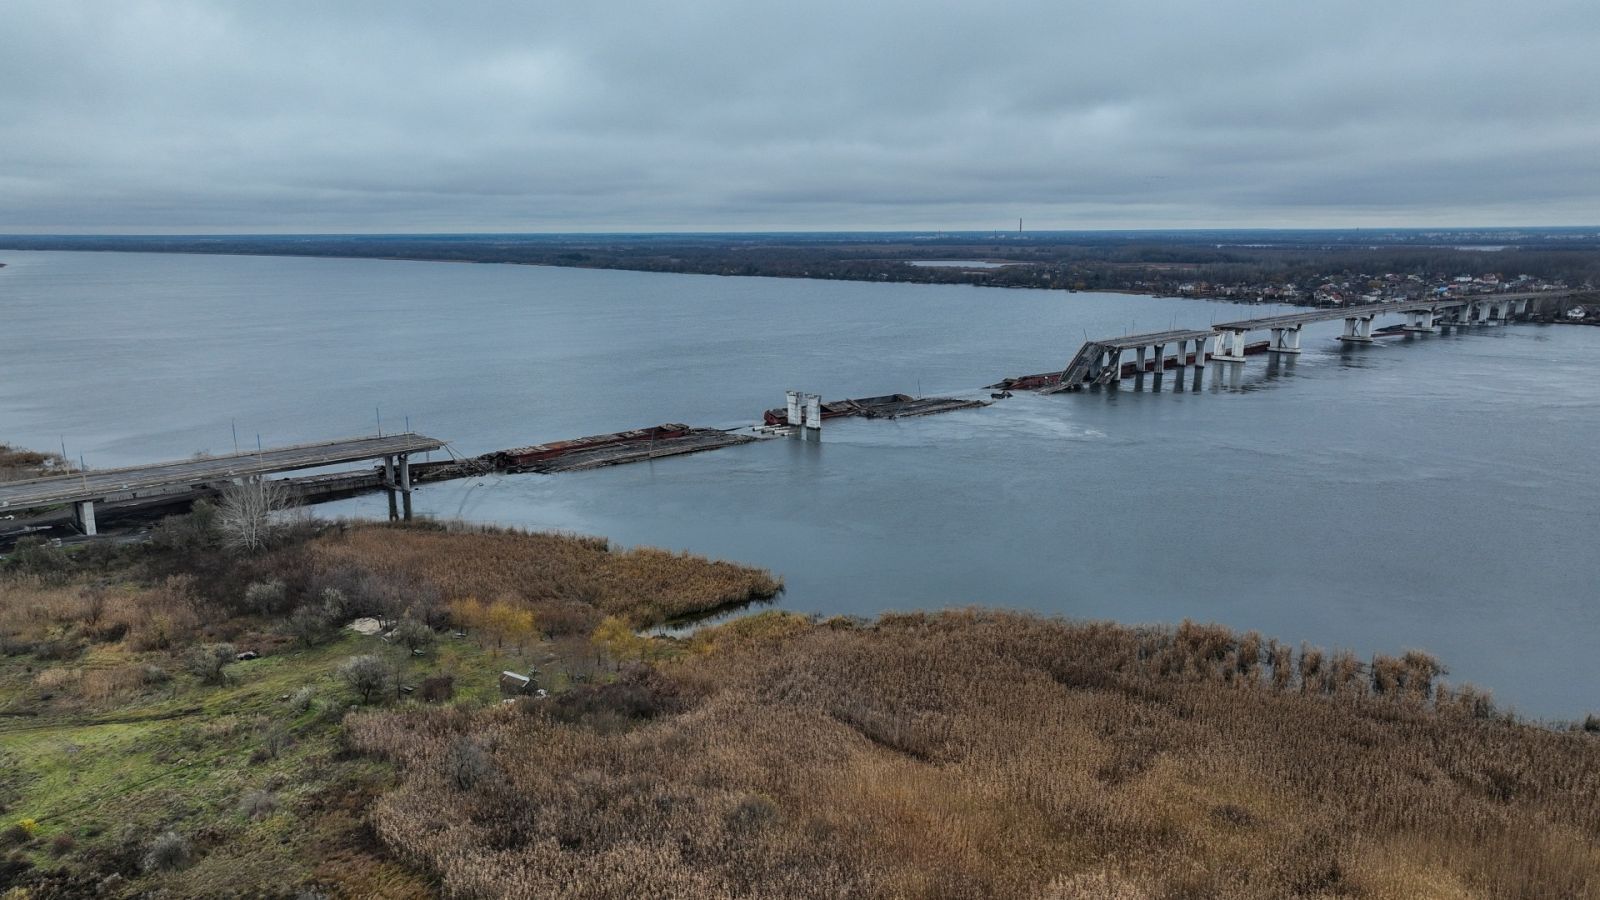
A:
[[309, 523, 781, 629], [0, 443, 72, 482], [351, 610, 1600, 900]]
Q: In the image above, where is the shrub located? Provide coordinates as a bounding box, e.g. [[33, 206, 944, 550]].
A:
[[251, 727, 290, 763], [317, 587, 350, 622], [7, 537, 72, 577], [184, 643, 236, 685], [1583, 714, 1600, 734], [418, 675, 454, 703], [289, 685, 317, 714], [392, 618, 435, 654], [286, 604, 333, 648], [237, 790, 278, 821], [151, 499, 220, 555], [49, 831, 76, 856], [444, 737, 494, 790], [339, 655, 393, 704], [243, 580, 288, 616], [141, 830, 193, 873]]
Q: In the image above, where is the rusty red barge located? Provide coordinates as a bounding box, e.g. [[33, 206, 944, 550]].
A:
[[484, 424, 756, 473]]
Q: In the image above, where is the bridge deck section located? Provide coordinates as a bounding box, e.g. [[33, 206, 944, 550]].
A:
[[1213, 292, 1548, 332], [0, 434, 446, 510], [1214, 301, 1444, 331], [1095, 328, 1216, 350]]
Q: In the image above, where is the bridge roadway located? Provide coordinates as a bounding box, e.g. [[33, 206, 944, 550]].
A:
[[1054, 290, 1570, 389], [0, 433, 445, 532], [1212, 299, 1461, 332], [1092, 328, 1218, 351]]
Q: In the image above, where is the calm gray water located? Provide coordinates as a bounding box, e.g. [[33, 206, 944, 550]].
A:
[[2, 250, 1595, 718]]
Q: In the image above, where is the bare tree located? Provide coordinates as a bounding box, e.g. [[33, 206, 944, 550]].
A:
[[217, 478, 292, 553], [340, 654, 394, 704]]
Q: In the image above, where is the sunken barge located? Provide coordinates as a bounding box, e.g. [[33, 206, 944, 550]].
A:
[[761, 393, 986, 427], [483, 424, 757, 473]]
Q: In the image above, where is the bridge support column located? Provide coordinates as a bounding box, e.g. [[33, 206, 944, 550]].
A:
[[1174, 338, 1189, 371], [1213, 328, 1248, 362], [1135, 346, 1147, 376], [785, 391, 802, 427], [1403, 309, 1437, 333], [1268, 324, 1303, 353], [398, 453, 413, 521], [1149, 343, 1164, 374], [1193, 335, 1208, 370], [1339, 315, 1375, 343], [72, 499, 97, 536], [1106, 349, 1124, 385], [383, 455, 398, 521]]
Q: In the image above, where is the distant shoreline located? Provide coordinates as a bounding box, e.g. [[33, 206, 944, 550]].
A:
[[4, 232, 1592, 306]]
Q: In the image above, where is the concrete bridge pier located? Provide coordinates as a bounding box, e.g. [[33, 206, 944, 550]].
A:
[[72, 499, 97, 536], [1213, 328, 1249, 362], [1268, 324, 1303, 353], [1193, 335, 1208, 370], [785, 391, 802, 427], [399, 453, 413, 520], [1339, 314, 1375, 343], [1403, 309, 1437, 333], [383, 455, 398, 520], [382, 453, 415, 521]]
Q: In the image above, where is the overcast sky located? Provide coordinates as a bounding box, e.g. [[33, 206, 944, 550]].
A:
[[2, 0, 1596, 232]]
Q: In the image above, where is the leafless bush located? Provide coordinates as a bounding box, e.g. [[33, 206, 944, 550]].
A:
[[391, 617, 434, 654], [418, 675, 454, 703], [243, 579, 288, 615], [237, 790, 278, 821], [444, 737, 495, 790], [141, 830, 193, 873], [151, 499, 220, 556], [339, 655, 393, 704], [184, 643, 236, 685], [218, 478, 293, 554], [289, 685, 317, 714]]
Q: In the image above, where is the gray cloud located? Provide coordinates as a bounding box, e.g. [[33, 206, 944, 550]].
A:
[[1, 0, 1596, 231]]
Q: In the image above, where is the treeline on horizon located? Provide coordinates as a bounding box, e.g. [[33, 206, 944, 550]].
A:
[[3, 232, 1600, 294]]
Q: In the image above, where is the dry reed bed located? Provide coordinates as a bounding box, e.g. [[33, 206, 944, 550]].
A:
[[0, 443, 72, 482], [308, 524, 782, 628], [352, 610, 1600, 900]]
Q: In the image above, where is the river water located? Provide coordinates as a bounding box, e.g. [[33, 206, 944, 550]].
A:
[[1, 250, 1595, 718]]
